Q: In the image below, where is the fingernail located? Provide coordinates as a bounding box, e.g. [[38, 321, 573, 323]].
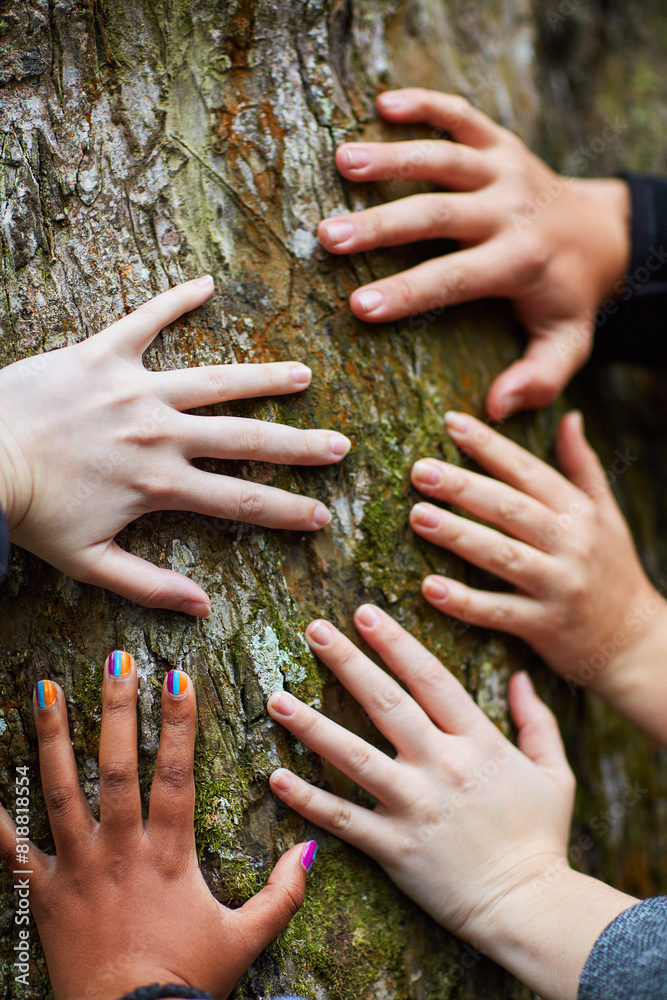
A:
[[301, 839, 318, 873], [181, 600, 211, 618], [413, 460, 441, 486], [271, 768, 294, 792], [343, 147, 371, 169], [412, 503, 441, 529], [313, 504, 331, 527], [35, 680, 57, 710], [330, 434, 351, 457], [268, 691, 297, 717], [356, 604, 381, 628], [196, 274, 214, 287], [423, 576, 449, 601], [167, 669, 188, 697], [516, 670, 534, 694], [356, 289, 384, 313], [495, 392, 522, 419], [291, 364, 312, 387], [307, 620, 334, 646], [377, 92, 404, 109], [324, 220, 355, 246], [108, 650, 132, 678], [444, 411, 472, 435]]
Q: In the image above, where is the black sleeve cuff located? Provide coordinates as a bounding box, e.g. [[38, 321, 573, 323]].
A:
[[593, 172, 667, 364], [0, 506, 8, 581]]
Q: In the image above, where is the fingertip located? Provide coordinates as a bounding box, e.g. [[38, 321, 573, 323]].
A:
[[376, 90, 406, 114], [270, 767, 294, 793], [422, 575, 449, 602], [194, 274, 214, 290], [105, 649, 135, 680], [354, 603, 382, 630], [305, 619, 335, 647], [350, 287, 385, 319], [34, 679, 60, 712], [180, 599, 212, 618], [165, 668, 190, 699]]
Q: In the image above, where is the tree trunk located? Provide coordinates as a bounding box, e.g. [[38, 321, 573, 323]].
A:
[[1, 1, 666, 998]]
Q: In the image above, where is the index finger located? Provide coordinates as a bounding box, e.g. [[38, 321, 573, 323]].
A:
[[353, 606, 483, 736], [102, 276, 214, 357], [304, 620, 433, 762], [376, 88, 505, 149], [444, 411, 582, 512]]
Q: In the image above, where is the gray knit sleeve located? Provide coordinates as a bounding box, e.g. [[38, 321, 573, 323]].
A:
[[578, 897, 667, 1000]]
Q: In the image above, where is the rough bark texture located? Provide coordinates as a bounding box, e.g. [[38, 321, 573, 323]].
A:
[[0, 1, 666, 998]]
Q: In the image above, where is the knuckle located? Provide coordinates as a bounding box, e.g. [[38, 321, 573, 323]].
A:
[[509, 234, 551, 285], [347, 744, 373, 776], [407, 654, 444, 688], [497, 493, 526, 522], [154, 762, 191, 793], [45, 784, 78, 818], [236, 487, 265, 521], [279, 882, 304, 920], [99, 761, 136, 792], [441, 465, 467, 497], [489, 540, 525, 574], [329, 801, 352, 833], [441, 515, 465, 544], [365, 206, 386, 244], [206, 365, 232, 397], [370, 684, 403, 715], [134, 583, 170, 609], [489, 602, 514, 626], [393, 273, 415, 309], [239, 422, 265, 457]]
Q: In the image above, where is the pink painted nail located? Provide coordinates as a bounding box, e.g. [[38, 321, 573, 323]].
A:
[[301, 839, 318, 873]]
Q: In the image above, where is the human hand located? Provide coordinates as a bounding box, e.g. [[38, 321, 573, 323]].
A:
[[0, 653, 315, 1000], [267, 609, 635, 1000], [318, 88, 630, 419], [0, 277, 350, 615], [410, 411, 667, 744]]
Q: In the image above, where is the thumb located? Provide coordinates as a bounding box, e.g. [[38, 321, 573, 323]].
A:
[[509, 672, 571, 777], [79, 541, 212, 617], [486, 330, 588, 421], [555, 410, 609, 500], [235, 840, 315, 951]]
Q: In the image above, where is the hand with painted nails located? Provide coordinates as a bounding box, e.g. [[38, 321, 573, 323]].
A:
[[0, 652, 314, 1000], [267, 610, 636, 1000], [410, 411, 667, 745], [319, 88, 630, 419], [0, 277, 349, 615]]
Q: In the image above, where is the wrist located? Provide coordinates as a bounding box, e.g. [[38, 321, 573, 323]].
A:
[[470, 862, 636, 1000], [591, 595, 667, 744], [568, 177, 631, 302]]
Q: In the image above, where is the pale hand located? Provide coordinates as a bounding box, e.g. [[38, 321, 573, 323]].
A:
[[319, 88, 630, 419], [0, 277, 350, 615], [268, 608, 636, 1000]]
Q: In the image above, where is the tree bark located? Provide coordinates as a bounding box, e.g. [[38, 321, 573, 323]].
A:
[[0, 1, 666, 998]]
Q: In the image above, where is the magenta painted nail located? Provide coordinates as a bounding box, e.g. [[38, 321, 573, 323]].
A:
[[301, 840, 318, 873]]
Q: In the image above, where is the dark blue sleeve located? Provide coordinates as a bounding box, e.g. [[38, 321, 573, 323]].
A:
[[0, 506, 8, 580], [593, 173, 667, 364], [578, 897, 667, 999]]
